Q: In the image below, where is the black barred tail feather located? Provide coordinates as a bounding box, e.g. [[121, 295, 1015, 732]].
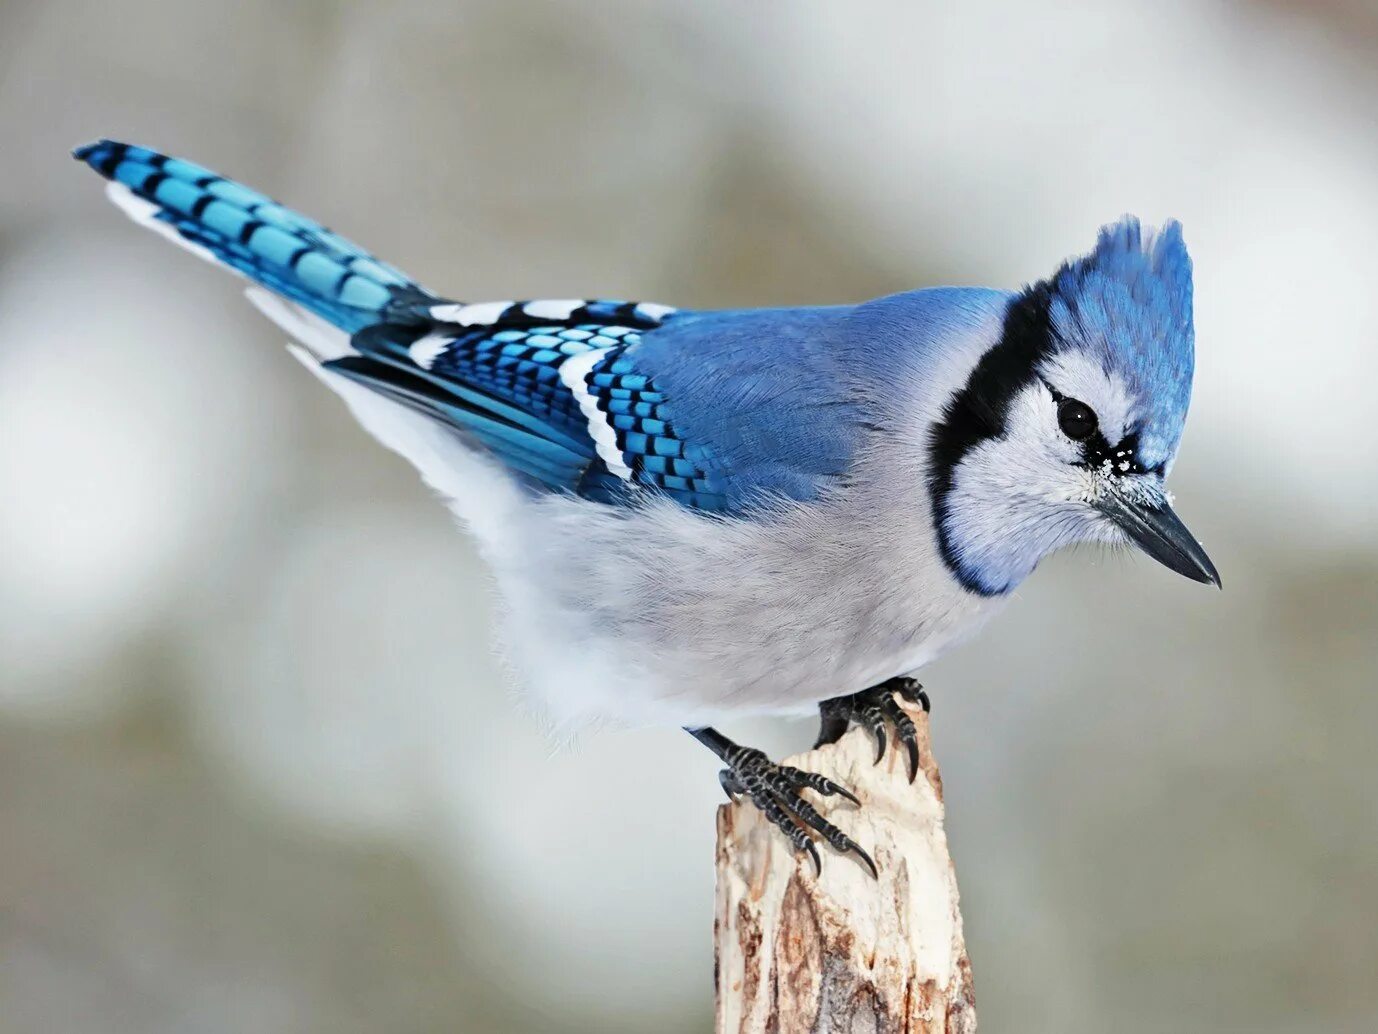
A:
[[73, 140, 431, 333]]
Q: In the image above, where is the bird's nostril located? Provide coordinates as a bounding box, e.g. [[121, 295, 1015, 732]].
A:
[[1083, 430, 1146, 477]]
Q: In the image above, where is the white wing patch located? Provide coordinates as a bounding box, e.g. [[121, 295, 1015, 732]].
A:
[[634, 302, 676, 321], [427, 298, 678, 328], [521, 299, 584, 320], [408, 331, 454, 370], [558, 349, 633, 481], [428, 300, 514, 326]]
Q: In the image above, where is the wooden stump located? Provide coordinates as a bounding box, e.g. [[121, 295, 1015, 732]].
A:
[[714, 702, 976, 1033]]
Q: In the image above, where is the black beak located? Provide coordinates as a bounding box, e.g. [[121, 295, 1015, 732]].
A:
[[1096, 489, 1221, 588]]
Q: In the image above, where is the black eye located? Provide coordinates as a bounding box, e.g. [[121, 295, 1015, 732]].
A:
[[1057, 398, 1098, 441]]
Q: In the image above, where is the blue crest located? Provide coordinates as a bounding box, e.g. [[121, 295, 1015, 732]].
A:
[[1048, 217, 1194, 468]]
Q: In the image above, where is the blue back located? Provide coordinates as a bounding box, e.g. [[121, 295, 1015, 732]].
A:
[[626, 289, 1010, 508]]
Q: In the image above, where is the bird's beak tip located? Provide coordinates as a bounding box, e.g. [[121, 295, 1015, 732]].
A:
[[1193, 556, 1223, 590], [1096, 487, 1221, 590]]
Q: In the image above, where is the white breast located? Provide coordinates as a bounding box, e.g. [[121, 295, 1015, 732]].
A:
[[475, 461, 1003, 729]]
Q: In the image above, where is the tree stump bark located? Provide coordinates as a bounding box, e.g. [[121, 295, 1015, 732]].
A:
[[714, 702, 976, 1033]]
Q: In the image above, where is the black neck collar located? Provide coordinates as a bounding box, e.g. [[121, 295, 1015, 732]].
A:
[[927, 281, 1058, 595]]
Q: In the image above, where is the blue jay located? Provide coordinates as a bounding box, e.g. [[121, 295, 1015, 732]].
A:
[[75, 140, 1218, 875]]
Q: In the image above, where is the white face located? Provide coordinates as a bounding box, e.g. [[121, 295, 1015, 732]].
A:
[[940, 349, 1165, 593]]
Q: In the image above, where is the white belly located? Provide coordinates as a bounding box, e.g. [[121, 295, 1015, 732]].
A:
[[302, 360, 1004, 729], [481, 488, 1005, 729]]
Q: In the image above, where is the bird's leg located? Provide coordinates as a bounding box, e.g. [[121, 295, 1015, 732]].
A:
[[686, 726, 876, 877], [813, 676, 930, 783]]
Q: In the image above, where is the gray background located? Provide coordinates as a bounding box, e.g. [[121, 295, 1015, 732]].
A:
[[2, 1, 1376, 1031]]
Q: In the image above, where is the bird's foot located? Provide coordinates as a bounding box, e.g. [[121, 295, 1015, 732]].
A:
[[719, 748, 877, 878], [697, 730, 876, 878], [814, 677, 929, 783]]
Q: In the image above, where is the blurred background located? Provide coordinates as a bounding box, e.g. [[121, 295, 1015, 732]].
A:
[[2, 1, 1376, 1031]]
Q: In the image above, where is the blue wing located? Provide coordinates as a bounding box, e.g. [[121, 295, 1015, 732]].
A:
[[75, 139, 877, 513], [329, 318, 638, 505], [326, 312, 739, 511], [331, 300, 882, 513]]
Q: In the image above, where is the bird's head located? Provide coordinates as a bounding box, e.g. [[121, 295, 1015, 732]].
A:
[[928, 217, 1220, 596]]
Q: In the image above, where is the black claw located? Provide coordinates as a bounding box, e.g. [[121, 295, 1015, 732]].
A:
[[879, 694, 921, 783], [815, 678, 929, 782], [892, 677, 931, 713], [690, 727, 879, 874], [789, 768, 861, 807], [855, 701, 887, 764], [820, 777, 862, 808], [785, 791, 874, 879], [850, 842, 879, 880]]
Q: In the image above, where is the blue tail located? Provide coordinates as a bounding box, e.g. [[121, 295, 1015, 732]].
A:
[[74, 140, 430, 333]]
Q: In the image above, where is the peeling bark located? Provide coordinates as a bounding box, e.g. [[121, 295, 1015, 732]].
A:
[[714, 703, 976, 1033]]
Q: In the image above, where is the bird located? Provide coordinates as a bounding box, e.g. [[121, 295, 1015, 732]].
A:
[[74, 139, 1219, 876]]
